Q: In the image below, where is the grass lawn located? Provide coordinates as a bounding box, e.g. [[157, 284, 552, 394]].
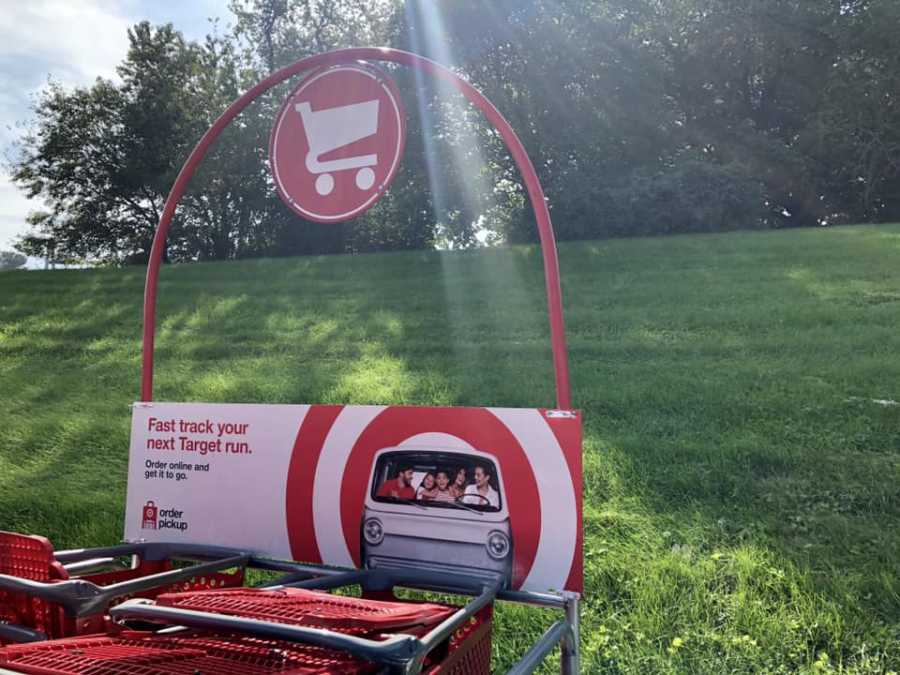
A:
[[1, 224, 899, 672]]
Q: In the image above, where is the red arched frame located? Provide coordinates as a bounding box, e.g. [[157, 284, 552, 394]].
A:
[[141, 48, 572, 409]]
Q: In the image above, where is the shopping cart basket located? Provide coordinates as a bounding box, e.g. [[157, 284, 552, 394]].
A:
[[0, 531, 246, 643], [0, 580, 493, 674]]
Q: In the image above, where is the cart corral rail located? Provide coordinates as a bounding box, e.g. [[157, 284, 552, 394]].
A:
[[140, 48, 571, 412]]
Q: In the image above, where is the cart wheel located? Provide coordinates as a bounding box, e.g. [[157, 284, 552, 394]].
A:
[[355, 167, 375, 190], [315, 173, 334, 196]]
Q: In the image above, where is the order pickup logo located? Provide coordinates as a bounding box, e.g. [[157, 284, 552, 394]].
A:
[[141, 501, 158, 529], [140, 500, 188, 532]]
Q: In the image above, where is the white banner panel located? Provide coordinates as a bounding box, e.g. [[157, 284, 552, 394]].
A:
[[125, 402, 308, 558], [124, 401, 583, 593]]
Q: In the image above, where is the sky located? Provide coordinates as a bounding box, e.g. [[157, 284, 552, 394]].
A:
[[0, 0, 232, 257]]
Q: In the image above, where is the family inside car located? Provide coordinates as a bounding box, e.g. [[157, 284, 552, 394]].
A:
[[362, 447, 512, 585], [375, 463, 500, 508]]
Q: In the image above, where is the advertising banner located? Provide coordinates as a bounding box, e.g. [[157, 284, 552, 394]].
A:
[[124, 402, 582, 593]]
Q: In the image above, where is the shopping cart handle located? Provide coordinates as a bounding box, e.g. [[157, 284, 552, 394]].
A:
[[62, 557, 125, 575], [0, 554, 249, 618], [54, 541, 252, 564], [0, 575, 104, 613], [0, 622, 48, 644], [109, 598, 422, 667]]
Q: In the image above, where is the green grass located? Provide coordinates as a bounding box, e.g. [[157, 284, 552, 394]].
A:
[[1, 224, 899, 672]]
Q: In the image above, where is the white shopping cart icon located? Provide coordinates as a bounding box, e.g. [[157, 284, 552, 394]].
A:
[[296, 100, 380, 196]]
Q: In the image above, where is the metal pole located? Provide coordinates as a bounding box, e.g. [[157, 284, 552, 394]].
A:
[[561, 591, 580, 674], [507, 619, 571, 675]]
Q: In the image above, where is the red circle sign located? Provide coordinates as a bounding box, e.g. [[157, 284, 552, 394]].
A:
[[269, 63, 406, 223]]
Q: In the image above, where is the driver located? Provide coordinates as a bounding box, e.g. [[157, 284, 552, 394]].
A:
[[462, 464, 499, 508], [376, 464, 416, 499]]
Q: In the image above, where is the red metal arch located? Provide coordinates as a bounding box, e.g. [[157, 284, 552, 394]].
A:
[[141, 48, 572, 409]]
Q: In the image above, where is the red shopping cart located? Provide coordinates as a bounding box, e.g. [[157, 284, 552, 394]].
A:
[[0, 576, 493, 675], [0, 531, 246, 644]]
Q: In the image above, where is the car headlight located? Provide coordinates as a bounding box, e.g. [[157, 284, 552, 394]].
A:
[[363, 518, 384, 545], [486, 530, 511, 560]]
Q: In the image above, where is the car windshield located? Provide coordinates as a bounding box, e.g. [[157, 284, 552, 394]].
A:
[[370, 450, 503, 512]]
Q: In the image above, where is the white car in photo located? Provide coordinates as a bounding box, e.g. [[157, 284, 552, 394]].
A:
[[361, 446, 513, 587]]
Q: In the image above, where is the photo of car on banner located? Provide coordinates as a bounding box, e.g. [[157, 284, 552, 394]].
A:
[[364, 448, 512, 585], [0, 47, 583, 675]]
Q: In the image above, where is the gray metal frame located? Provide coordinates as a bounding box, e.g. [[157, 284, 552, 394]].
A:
[[0, 542, 250, 619], [118, 557, 578, 674], [110, 579, 498, 675], [0, 544, 580, 674]]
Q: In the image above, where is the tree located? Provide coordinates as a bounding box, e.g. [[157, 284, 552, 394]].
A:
[[11, 24, 198, 262], [396, 0, 682, 242], [11, 23, 280, 263], [11, 0, 900, 262], [0, 251, 26, 271], [810, 0, 900, 223], [230, 0, 398, 73]]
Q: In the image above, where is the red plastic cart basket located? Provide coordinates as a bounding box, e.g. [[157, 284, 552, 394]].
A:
[[153, 587, 458, 634], [0, 588, 492, 674], [0, 531, 245, 642]]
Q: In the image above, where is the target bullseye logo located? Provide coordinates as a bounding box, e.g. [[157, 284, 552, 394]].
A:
[[269, 64, 406, 223], [285, 405, 581, 592]]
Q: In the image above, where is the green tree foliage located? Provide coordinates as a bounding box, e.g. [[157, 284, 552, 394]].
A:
[[10, 0, 900, 262], [0, 251, 26, 271], [228, 0, 441, 253], [13, 24, 239, 262], [231, 0, 397, 72], [812, 0, 900, 222]]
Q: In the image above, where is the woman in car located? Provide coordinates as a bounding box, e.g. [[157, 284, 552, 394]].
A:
[[416, 472, 439, 500], [432, 470, 455, 503], [449, 467, 467, 499]]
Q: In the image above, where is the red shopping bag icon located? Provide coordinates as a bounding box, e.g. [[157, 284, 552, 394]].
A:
[[142, 501, 158, 529]]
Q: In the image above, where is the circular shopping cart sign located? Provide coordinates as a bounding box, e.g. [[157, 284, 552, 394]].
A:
[[270, 63, 407, 223]]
